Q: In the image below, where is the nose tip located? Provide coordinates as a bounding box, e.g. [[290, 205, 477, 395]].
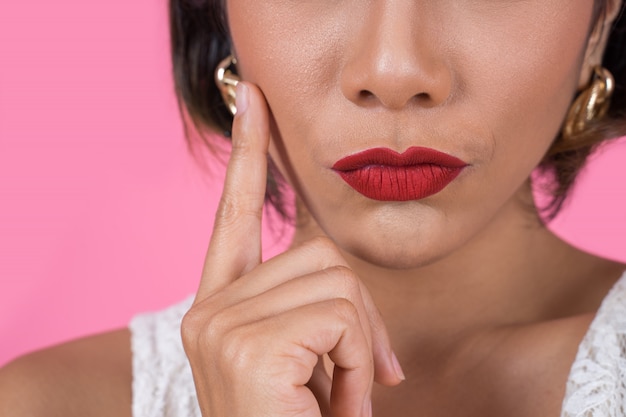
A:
[[340, 6, 452, 111]]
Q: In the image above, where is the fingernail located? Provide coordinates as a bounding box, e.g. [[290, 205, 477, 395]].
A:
[[392, 352, 406, 381], [235, 82, 249, 115]]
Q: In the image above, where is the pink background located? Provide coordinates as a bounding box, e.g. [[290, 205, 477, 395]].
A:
[[0, 1, 624, 366]]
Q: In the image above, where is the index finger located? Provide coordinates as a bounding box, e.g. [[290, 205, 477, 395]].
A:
[[196, 82, 271, 302]]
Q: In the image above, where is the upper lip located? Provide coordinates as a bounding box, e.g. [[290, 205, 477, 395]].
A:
[[332, 147, 468, 171]]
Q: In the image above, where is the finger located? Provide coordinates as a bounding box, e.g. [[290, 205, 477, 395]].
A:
[[310, 300, 373, 417], [244, 300, 373, 417], [197, 82, 270, 301], [196, 237, 403, 386], [306, 357, 332, 417], [204, 266, 374, 353], [219, 266, 402, 386], [358, 284, 405, 386], [196, 236, 350, 311]]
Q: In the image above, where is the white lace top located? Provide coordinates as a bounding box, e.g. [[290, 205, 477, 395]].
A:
[[130, 271, 626, 417]]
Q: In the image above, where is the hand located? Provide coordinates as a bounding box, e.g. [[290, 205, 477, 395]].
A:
[[181, 82, 404, 417]]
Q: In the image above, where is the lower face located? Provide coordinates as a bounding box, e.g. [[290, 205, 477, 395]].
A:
[[227, 0, 595, 269]]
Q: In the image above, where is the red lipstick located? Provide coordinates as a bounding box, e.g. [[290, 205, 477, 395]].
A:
[[332, 147, 467, 201]]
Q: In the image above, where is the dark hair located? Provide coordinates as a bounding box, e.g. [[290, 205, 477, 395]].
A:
[[169, 0, 626, 218], [170, 0, 291, 219], [539, 1, 626, 217]]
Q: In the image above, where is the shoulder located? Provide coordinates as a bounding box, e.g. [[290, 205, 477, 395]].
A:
[[0, 329, 132, 417]]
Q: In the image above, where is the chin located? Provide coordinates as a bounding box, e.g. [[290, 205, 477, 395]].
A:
[[341, 235, 458, 271]]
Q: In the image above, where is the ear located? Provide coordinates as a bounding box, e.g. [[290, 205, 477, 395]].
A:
[[578, 0, 623, 88]]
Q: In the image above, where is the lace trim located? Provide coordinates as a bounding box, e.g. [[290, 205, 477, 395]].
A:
[[561, 271, 626, 417], [130, 296, 201, 417], [130, 272, 626, 417]]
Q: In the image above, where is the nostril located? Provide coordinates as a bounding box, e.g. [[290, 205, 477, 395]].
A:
[[356, 90, 381, 107], [358, 90, 375, 101], [356, 89, 428, 109]]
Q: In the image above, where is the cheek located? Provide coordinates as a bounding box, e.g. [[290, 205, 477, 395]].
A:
[[228, 3, 349, 189], [455, 1, 592, 143], [444, 1, 594, 196], [228, 3, 344, 101]]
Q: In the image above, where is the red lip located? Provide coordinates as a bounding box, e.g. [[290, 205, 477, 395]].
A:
[[332, 147, 468, 201]]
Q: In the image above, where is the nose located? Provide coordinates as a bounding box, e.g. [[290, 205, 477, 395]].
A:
[[340, 3, 452, 111]]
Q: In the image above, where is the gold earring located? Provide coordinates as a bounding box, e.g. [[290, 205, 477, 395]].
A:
[[215, 55, 240, 116], [562, 66, 614, 140]]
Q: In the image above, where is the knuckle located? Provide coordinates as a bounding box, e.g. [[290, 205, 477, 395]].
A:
[[180, 307, 204, 348], [217, 190, 263, 221], [181, 305, 265, 378], [203, 310, 233, 343], [326, 265, 361, 299], [215, 193, 263, 230], [180, 305, 231, 353], [215, 193, 239, 223], [330, 297, 360, 326], [307, 235, 337, 252], [302, 236, 346, 266], [221, 326, 260, 372], [230, 131, 255, 155]]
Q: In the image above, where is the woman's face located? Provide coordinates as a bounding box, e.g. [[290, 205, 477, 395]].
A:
[[227, 1, 601, 269]]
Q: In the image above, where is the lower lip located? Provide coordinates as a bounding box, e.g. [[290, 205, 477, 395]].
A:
[[336, 165, 464, 201], [333, 147, 467, 201]]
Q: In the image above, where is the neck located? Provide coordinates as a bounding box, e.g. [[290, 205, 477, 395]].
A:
[[290, 183, 622, 351]]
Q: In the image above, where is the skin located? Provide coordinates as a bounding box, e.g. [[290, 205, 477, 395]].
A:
[[0, 1, 624, 416]]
